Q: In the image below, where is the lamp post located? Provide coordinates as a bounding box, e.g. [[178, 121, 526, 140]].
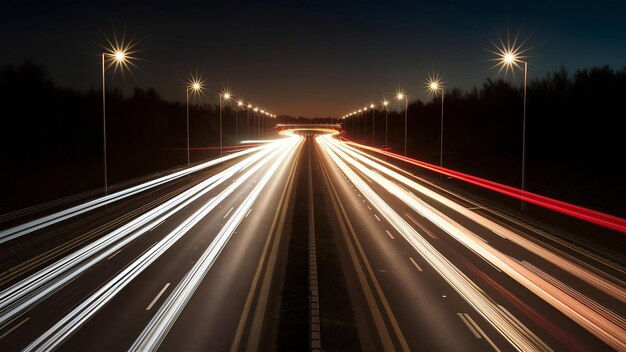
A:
[[219, 92, 231, 157], [247, 104, 252, 140], [236, 100, 244, 146], [357, 109, 362, 141], [397, 92, 408, 156], [382, 100, 389, 149], [253, 107, 259, 139], [186, 80, 203, 166], [363, 105, 368, 143], [427, 78, 445, 167], [496, 45, 529, 210], [370, 103, 375, 146], [101, 47, 134, 196]]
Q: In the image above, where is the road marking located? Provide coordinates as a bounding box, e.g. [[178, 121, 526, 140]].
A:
[[408, 257, 423, 271], [491, 230, 506, 239], [146, 283, 171, 311], [223, 207, 234, 219], [245, 209, 252, 218], [467, 206, 482, 210], [0, 317, 30, 340], [404, 213, 438, 239], [374, 214, 381, 222], [367, 205, 372, 210], [475, 234, 489, 243], [385, 230, 395, 240], [463, 313, 501, 351], [107, 250, 122, 260], [458, 313, 481, 338], [149, 219, 167, 232]]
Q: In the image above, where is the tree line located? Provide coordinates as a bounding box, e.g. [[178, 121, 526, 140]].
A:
[[0, 61, 624, 216]]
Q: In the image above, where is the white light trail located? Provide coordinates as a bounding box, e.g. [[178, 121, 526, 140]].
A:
[[24, 136, 301, 351], [0, 146, 265, 244], [0, 141, 284, 327], [317, 135, 542, 351], [130, 135, 303, 351], [319, 135, 626, 351]]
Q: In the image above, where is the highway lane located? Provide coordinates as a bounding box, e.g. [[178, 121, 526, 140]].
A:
[[316, 134, 625, 351], [0, 136, 303, 350], [0, 156, 246, 289], [315, 136, 511, 351], [0, 129, 623, 351]]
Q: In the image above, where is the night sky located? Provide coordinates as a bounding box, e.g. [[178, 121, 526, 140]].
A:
[[3, 0, 625, 117]]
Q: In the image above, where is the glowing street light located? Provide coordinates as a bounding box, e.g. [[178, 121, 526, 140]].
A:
[[186, 76, 204, 166], [100, 34, 138, 196], [426, 75, 445, 167], [490, 35, 530, 209], [396, 91, 408, 156], [219, 90, 232, 157]]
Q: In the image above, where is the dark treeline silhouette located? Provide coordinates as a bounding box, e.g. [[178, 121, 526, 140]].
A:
[[0, 61, 285, 213], [1, 61, 624, 218], [345, 65, 625, 217]]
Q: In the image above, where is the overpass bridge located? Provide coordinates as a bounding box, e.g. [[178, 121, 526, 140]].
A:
[[276, 123, 343, 134]]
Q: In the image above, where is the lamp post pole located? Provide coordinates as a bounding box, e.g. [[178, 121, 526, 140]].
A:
[[219, 95, 223, 157], [521, 61, 528, 210], [404, 97, 408, 156], [186, 87, 190, 165], [101, 54, 108, 196], [440, 89, 445, 167]]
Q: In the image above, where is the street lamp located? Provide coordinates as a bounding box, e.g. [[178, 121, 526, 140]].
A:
[[427, 76, 445, 167], [253, 107, 260, 139], [247, 104, 252, 140], [492, 38, 529, 209], [236, 100, 244, 146], [357, 108, 363, 140], [370, 103, 375, 146], [186, 77, 204, 166], [396, 91, 408, 156], [219, 91, 231, 157], [382, 100, 389, 149], [101, 37, 137, 196]]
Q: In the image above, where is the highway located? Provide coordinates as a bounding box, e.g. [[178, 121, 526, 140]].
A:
[[0, 128, 624, 351]]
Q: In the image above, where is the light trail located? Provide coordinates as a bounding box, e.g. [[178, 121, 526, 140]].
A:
[[0, 145, 266, 244], [24, 136, 302, 351], [346, 141, 626, 234], [320, 135, 626, 350], [0, 140, 286, 327], [335, 138, 626, 302], [317, 135, 543, 351], [130, 135, 303, 351]]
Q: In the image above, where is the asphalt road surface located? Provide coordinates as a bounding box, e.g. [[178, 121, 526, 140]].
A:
[[0, 129, 623, 351]]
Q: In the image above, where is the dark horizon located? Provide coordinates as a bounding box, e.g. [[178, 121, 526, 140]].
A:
[[2, 0, 625, 117]]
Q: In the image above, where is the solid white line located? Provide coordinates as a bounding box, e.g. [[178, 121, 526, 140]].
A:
[[385, 230, 395, 240], [374, 214, 381, 222], [458, 313, 481, 338], [408, 257, 423, 272], [146, 283, 171, 311], [223, 207, 234, 219], [0, 317, 30, 340], [464, 313, 501, 351], [107, 250, 122, 260], [245, 209, 252, 218]]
